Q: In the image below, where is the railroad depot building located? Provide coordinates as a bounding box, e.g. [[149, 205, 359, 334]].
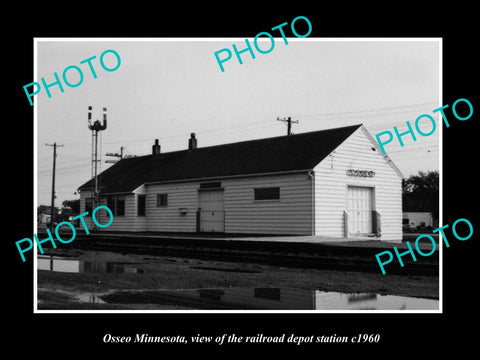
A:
[[77, 124, 404, 242]]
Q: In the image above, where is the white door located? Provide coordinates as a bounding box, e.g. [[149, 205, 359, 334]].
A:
[[347, 186, 373, 235], [199, 189, 225, 232]]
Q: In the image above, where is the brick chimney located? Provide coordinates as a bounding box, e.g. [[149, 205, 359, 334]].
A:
[[152, 139, 161, 155], [188, 133, 197, 150]]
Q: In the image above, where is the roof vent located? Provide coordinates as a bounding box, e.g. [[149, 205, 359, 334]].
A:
[[188, 133, 197, 150]]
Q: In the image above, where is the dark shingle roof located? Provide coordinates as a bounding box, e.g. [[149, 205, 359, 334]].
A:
[[78, 124, 362, 194]]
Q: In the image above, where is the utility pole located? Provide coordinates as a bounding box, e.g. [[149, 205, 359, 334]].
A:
[[277, 116, 299, 135], [45, 142, 63, 232], [105, 146, 124, 164]]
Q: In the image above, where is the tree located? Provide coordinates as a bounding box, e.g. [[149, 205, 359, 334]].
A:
[[402, 170, 439, 221], [62, 199, 80, 214], [37, 204, 59, 215]]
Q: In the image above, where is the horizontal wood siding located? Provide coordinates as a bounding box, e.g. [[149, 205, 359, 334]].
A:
[[314, 127, 403, 242], [79, 190, 92, 214], [224, 173, 313, 235], [145, 182, 198, 232], [78, 188, 148, 232], [133, 173, 314, 235], [78, 190, 96, 230], [81, 175, 314, 235]]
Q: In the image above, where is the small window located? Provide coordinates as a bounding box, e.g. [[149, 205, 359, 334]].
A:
[[117, 196, 125, 216], [157, 193, 168, 207], [137, 194, 146, 216], [254, 187, 280, 201]]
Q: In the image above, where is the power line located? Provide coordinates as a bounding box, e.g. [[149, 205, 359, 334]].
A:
[[101, 119, 272, 146], [277, 117, 299, 135], [45, 142, 63, 232], [292, 102, 438, 119], [105, 146, 125, 164], [37, 162, 91, 175]]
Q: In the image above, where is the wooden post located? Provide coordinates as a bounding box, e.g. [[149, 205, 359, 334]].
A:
[[343, 210, 349, 238]]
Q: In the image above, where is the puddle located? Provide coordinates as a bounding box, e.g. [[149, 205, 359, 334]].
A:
[[100, 287, 439, 310], [76, 293, 107, 304], [37, 255, 438, 310], [37, 255, 143, 274]]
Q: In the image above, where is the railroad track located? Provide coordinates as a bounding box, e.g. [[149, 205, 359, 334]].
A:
[[46, 234, 438, 276]]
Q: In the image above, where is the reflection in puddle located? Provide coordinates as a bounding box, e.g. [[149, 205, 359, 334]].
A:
[[100, 287, 439, 310], [37, 255, 438, 310], [37, 255, 143, 274], [76, 293, 106, 304]]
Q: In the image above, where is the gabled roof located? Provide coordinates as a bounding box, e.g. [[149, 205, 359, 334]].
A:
[[78, 124, 362, 194]]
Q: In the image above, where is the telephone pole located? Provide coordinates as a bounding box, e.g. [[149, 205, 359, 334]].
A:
[[277, 116, 299, 135], [105, 146, 124, 164], [45, 142, 63, 232]]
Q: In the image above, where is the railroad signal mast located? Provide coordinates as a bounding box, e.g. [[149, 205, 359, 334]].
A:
[[88, 106, 107, 210]]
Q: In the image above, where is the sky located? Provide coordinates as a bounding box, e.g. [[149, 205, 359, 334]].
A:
[[35, 38, 441, 208]]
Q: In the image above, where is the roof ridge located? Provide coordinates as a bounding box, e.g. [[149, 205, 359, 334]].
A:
[[136, 124, 363, 158]]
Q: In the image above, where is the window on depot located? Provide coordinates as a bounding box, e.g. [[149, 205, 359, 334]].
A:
[[137, 194, 146, 216], [106, 195, 125, 216], [117, 196, 125, 216], [157, 193, 168, 207], [254, 187, 280, 201]]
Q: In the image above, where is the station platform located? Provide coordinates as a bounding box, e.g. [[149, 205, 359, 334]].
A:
[[46, 229, 438, 251]]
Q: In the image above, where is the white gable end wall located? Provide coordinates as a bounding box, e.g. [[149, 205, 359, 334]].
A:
[[314, 127, 403, 242]]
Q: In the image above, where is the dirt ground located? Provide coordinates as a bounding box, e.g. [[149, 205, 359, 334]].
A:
[[36, 248, 439, 310]]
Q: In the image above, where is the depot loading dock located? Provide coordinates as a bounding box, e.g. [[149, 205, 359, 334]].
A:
[[78, 124, 403, 242]]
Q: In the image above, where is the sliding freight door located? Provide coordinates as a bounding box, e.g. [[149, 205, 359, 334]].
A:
[[347, 186, 373, 236]]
